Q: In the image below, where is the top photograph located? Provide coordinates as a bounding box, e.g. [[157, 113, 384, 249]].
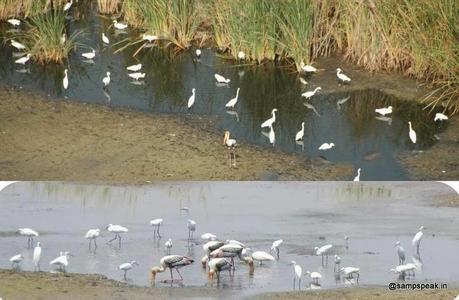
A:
[[0, 0, 458, 181]]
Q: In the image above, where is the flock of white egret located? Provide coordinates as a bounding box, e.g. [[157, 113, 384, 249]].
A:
[[8, 220, 428, 289]]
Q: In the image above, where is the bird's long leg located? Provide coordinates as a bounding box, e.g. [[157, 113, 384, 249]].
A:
[[326, 254, 329, 265], [276, 248, 280, 259], [108, 234, 117, 243], [321, 255, 324, 266], [157, 225, 161, 238], [118, 234, 122, 249], [124, 270, 127, 280], [356, 273, 360, 284], [170, 268, 174, 282], [299, 278, 301, 290], [175, 268, 183, 280], [231, 257, 235, 271], [217, 272, 220, 284], [31, 237, 34, 248], [293, 277, 296, 290], [94, 238, 97, 249]]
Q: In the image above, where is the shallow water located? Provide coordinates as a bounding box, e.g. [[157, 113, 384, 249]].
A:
[[0, 6, 447, 180], [0, 182, 458, 297]]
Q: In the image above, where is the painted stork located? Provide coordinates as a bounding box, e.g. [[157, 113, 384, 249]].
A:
[[150, 255, 194, 284]]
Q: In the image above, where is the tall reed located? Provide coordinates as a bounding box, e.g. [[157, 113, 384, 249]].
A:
[[97, 0, 121, 14]]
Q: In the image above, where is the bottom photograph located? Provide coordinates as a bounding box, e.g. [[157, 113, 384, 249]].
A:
[[0, 181, 458, 299]]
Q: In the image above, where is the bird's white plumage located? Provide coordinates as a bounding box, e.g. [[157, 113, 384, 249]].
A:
[[33, 242, 42, 269], [81, 49, 95, 59], [408, 121, 417, 144], [196, 49, 201, 57], [271, 239, 283, 250], [10, 254, 23, 263], [301, 87, 321, 99], [11, 40, 26, 50], [434, 113, 448, 122], [318, 143, 335, 151], [340, 266, 360, 276], [107, 224, 128, 233], [50, 252, 70, 268], [7, 19, 21, 26], [102, 72, 111, 87], [214, 74, 230, 84], [126, 64, 142, 72], [63, 69, 69, 90], [113, 20, 128, 30], [300, 62, 317, 73], [63, 0, 73, 11], [336, 68, 351, 82], [251, 251, 275, 262], [128, 72, 146, 80], [143, 34, 157, 42], [187, 88, 196, 108], [353, 168, 361, 181], [412, 226, 424, 247], [268, 125, 275, 146], [375, 106, 392, 116], [150, 218, 163, 226], [392, 263, 416, 273], [238, 51, 245, 60], [201, 233, 217, 240], [225, 240, 245, 247], [15, 54, 31, 64], [295, 122, 304, 141], [18, 228, 39, 237], [315, 244, 333, 255], [261, 108, 278, 128], [85, 228, 100, 240], [102, 33, 109, 44], [225, 88, 240, 109]]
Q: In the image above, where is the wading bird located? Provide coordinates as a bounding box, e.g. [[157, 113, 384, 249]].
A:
[[290, 261, 302, 289], [301, 87, 321, 100], [315, 244, 333, 265], [50, 251, 72, 272], [334, 255, 341, 272], [408, 121, 417, 144], [196, 49, 201, 58], [214, 73, 230, 84], [353, 168, 361, 181], [119, 261, 138, 280], [412, 226, 424, 254], [201, 233, 217, 241], [209, 243, 244, 270], [18, 228, 39, 248], [63, 0, 73, 12], [270, 239, 283, 259], [85, 228, 100, 250], [33, 242, 42, 271], [126, 64, 142, 72], [238, 51, 245, 60], [11, 39, 26, 50], [299, 77, 308, 85], [295, 122, 304, 141], [7, 18, 21, 27], [63, 69, 69, 90], [375, 106, 392, 116], [102, 33, 109, 44], [10, 254, 23, 269], [223, 131, 237, 167], [434, 113, 448, 122], [150, 255, 194, 284], [142, 34, 157, 42], [391, 263, 416, 278], [340, 266, 360, 283], [128, 72, 146, 81], [113, 20, 128, 30], [187, 88, 196, 109], [261, 109, 278, 128], [318, 143, 335, 151], [203, 240, 225, 256], [165, 239, 173, 254], [395, 241, 405, 264], [187, 219, 196, 240], [102, 72, 111, 87], [15, 53, 31, 65], [306, 271, 322, 285], [300, 61, 317, 73], [225, 88, 240, 109], [268, 125, 275, 147], [106, 224, 128, 247], [225, 240, 245, 247], [208, 258, 233, 283], [251, 251, 275, 265], [336, 68, 351, 83], [61, 33, 66, 45], [81, 49, 95, 59], [150, 218, 163, 239]]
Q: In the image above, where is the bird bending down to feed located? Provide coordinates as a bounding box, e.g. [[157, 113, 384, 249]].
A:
[[150, 218, 163, 239], [126, 64, 142, 72], [63, 69, 69, 90], [214, 73, 230, 84], [225, 239, 245, 247], [203, 240, 225, 256], [81, 49, 95, 60], [102, 72, 111, 87], [102, 33, 109, 44], [165, 239, 173, 254], [106, 224, 128, 247], [7, 18, 21, 27], [391, 263, 416, 278], [18, 228, 39, 248], [395, 241, 405, 265], [295, 122, 304, 142], [85, 228, 100, 250], [300, 61, 317, 73], [33, 242, 42, 271], [353, 168, 361, 181], [251, 251, 275, 265], [434, 113, 448, 122], [290, 261, 302, 289], [143, 34, 157, 42], [315, 244, 333, 266], [119, 261, 138, 280], [336, 68, 351, 83], [375, 106, 392, 116], [306, 271, 322, 285], [223, 131, 237, 167], [225, 88, 240, 109], [270, 239, 283, 259], [340, 267, 360, 283], [128, 72, 146, 81], [412, 226, 424, 254], [261, 109, 278, 128], [201, 233, 217, 241], [237, 51, 245, 60], [187, 219, 196, 241], [301, 87, 321, 99], [196, 49, 201, 58], [150, 255, 194, 284], [15, 53, 31, 65], [113, 20, 128, 30], [50, 251, 72, 272], [408, 121, 417, 144], [208, 258, 233, 282], [10, 254, 23, 269], [187, 88, 196, 109], [318, 143, 335, 151], [209, 243, 244, 271], [11, 39, 26, 50]]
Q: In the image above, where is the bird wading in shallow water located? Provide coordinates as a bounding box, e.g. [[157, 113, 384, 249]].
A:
[[150, 255, 194, 284]]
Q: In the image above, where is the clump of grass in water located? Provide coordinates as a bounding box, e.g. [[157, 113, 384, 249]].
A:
[[11, 10, 81, 64], [0, 0, 67, 20], [97, 0, 121, 14]]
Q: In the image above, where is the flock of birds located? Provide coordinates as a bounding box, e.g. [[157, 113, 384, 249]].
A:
[[8, 221, 428, 289]]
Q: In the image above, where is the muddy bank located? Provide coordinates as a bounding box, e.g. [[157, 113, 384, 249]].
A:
[[398, 116, 459, 180], [1, 270, 457, 300], [0, 86, 353, 181]]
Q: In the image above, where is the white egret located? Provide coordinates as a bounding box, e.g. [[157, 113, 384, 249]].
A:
[[15, 53, 31, 64], [102, 72, 111, 87], [336, 68, 351, 83], [85, 228, 100, 249], [63, 69, 69, 90], [295, 122, 304, 141], [196, 49, 201, 58], [306, 271, 322, 285], [340, 267, 360, 283], [412, 226, 424, 254], [187, 88, 196, 109], [434, 113, 448, 122], [201, 233, 217, 241], [391, 263, 416, 277], [408, 121, 417, 144], [208, 258, 233, 283], [395, 241, 405, 265], [375, 106, 392, 116], [33, 242, 42, 271], [18, 228, 39, 248], [269, 125, 275, 147], [318, 143, 335, 151], [143, 34, 157, 42], [290, 261, 302, 289], [113, 20, 128, 30], [11, 40, 26, 50], [270, 239, 283, 259], [7, 19, 21, 27], [301, 87, 321, 99], [334, 255, 341, 272], [150, 255, 195, 284], [128, 72, 146, 81], [214, 73, 230, 84], [165, 239, 173, 254], [237, 51, 245, 60], [251, 251, 274, 265], [106, 224, 128, 247], [187, 219, 196, 240], [300, 61, 317, 73], [225, 88, 240, 109], [150, 218, 163, 239], [102, 33, 109, 44], [81, 49, 95, 59], [126, 64, 142, 72], [353, 168, 361, 181], [119, 261, 138, 280], [63, 0, 73, 12], [9, 254, 23, 268], [50, 251, 72, 272], [261, 108, 278, 128], [315, 244, 333, 265]]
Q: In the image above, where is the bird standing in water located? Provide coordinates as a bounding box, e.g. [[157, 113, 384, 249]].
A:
[[150, 255, 194, 284], [223, 131, 237, 167]]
